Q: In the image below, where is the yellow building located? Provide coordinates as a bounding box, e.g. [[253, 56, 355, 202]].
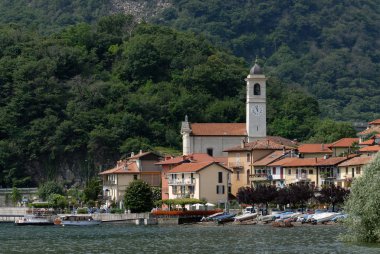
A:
[[224, 136, 298, 195], [99, 151, 162, 208], [298, 144, 332, 158], [336, 156, 374, 188], [328, 138, 359, 157], [167, 161, 232, 206]]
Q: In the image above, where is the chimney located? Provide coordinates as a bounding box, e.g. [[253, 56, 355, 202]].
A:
[[139, 150, 143, 154], [282, 146, 286, 155], [131, 152, 135, 157], [321, 143, 325, 151]]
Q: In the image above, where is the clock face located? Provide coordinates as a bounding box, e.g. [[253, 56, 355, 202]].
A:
[[251, 104, 264, 116]]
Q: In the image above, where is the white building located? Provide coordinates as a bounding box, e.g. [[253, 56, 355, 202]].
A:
[[181, 60, 267, 156]]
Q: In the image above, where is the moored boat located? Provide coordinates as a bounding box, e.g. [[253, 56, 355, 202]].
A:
[[54, 215, 101, 226], [15, 214, 55, 226], [234, 212, 258, 222]]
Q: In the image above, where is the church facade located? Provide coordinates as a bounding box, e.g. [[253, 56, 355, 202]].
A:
[[181, 61, 267, 156]]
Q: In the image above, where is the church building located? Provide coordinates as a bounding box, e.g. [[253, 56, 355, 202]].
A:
[[180, 60, 267, 156]]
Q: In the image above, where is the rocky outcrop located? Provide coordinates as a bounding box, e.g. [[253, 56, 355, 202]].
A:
[[111, 0, 171, 21]]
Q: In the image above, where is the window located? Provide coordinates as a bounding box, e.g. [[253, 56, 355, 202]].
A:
[[254, 83, 261, 95], [309, 169, 313, 175], [296, 169, 299, 175], [288, 169, 291, 175], [346, 167, 348, 174], [236, 171, 240, 181], [272, 167, 276, 175], [218, 172, 223, 183], [356, 167, 361, 175], [207, 148, 213, 156], [172, 186, 177, 195], [337, 168, 340, 174], [216, 185, 225, 194], [182, 173, 184, 179], [133, 174, 138, 180], [246, 153, 251, 162]]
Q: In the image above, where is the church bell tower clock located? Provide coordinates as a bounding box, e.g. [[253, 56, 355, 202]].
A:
[[246, 59, 267, 142]]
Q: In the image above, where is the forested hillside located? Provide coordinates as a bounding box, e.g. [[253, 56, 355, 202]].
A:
[[0, 1, 373, 187], [153, 0, 380, 121]]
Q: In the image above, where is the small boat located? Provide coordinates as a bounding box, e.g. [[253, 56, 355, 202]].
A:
[[201, 212, 225, 222], [215, 214, 235, 224], [311, 212, 338, 224], [54, 215, 101, 226], [234, 212, 258, 222], [15, 214, 55, 226], [258, 215, 276, 223]]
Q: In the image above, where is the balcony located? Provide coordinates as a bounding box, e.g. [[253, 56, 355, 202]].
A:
[[168, 179, 196, 185], [250, 174, 272, 181], [320, 173, 337, 179], [294, 173, 310, 182], [228, 162, 244, 168], [103, 181, 116, 186]]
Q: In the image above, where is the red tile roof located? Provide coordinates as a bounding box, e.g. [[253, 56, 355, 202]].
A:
[[156, 153, 216, 165], [99, 161, 139, 175], [338, 156, 374, 167], [359, 139, 375, 146], [316, 156, 354, 166], [267, 157, 298, 167], [224, 136, 297, 152], [128, 151, 160, 160], [298, 144, 332, 154], [358, 126, 380, 136], [252, 151, 287, 166], [190, 123, 246, 136], [168, 161, 232, 173], [369, 119, 380, 125], [329, 138, 359, 148], [359, 145, 380, 152], [279, 158, 323, 167]]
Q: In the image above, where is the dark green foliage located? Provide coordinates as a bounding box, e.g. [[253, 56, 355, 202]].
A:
[[11, 187, 22, 205], [83, 178, 102, 202], [154, 0, 380, 122], [37, 181, 64, 201], [308, 119, 357, 143], [316, 184, 350, 212], [48, 194, 68, 209], [344, 153, 380, 243], [124, 180, 154, 213]]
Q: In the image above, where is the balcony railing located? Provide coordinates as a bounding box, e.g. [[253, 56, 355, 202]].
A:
[[103, 181, 116, 186], [168, 179, 196, 185], [172, 192, 195, 198], [228, 162, 244, 168], [249, 174, 272, 181], [294, 173, 310, 182]]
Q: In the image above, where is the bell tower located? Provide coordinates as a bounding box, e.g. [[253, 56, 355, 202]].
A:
[[246, 59, 267, 142]]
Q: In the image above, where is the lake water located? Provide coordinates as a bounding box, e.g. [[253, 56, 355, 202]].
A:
[[0, 222, 379, 253]]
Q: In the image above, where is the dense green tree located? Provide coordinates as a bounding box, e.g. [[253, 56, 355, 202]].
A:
[[37, 181, 64, 201], [124, 180, 154, 213], [343, 153, 380, 243], [48, 193, 68, 209], [83, 178, 102, 203], [11, 187, 22, 206], [307, 119, 357, 143], [316, 184, 350, 212]]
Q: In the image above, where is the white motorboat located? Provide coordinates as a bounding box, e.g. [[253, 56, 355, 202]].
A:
[[312, 212, 338, 224], [54, 215, 101, 226], [258, 214, 276, 222], [234, 212, 258, 222], [15, 214, 55, 226]]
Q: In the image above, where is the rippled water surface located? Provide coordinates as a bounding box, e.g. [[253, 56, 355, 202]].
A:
[[0, 223, 379, 253]]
